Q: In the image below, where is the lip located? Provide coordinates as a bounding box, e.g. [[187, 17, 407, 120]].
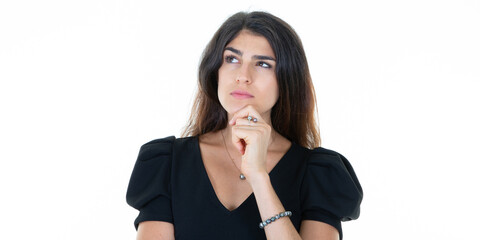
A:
[[230, 90, 254, 99]]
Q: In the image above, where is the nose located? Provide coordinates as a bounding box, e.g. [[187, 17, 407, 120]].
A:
[[235, 64, 252, 84]]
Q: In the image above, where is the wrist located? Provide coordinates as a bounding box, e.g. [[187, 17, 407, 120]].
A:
[[247, 171, 270, 189]]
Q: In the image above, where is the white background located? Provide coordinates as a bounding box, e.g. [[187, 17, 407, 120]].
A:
[[1, 0, 479, 239]]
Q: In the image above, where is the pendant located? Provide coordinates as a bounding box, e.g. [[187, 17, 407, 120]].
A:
[[240, 174, 246, 180]]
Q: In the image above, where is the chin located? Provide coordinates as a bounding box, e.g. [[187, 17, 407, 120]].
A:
[[226, 104, 246, 115]]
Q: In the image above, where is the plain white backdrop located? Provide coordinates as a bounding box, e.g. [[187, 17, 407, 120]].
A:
[[1, 0, 479, 239]]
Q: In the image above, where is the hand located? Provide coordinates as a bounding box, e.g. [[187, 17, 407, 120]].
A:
[[228, 105, 272, 181]]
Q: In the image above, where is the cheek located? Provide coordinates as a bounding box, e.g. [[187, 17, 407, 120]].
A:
[[272, 83, 280, 103], [217, 67, 231, 104], [258, 77, 279, 104], [268, 77, 280, 104], [217, 65, 232, 86]]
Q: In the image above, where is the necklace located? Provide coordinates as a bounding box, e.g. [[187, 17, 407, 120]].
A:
[[221, 129, 246, 180], [220, 129, 276, 180]]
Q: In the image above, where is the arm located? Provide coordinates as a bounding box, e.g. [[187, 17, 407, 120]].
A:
[[250, 173, 339, 240], [300, 220, 339, 240], [230, 105, 340, 240], [250, 172, 301, 240], [136, 221, 175, 240]]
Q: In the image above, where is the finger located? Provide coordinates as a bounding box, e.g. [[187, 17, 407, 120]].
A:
[[233, 138, 245, 155], [229, 105, 263, 125], [229, 105, 259, 125], [234, 106, 262, 124], [234, 118, 263, 126], [232, 124, 270, 146], [231, 128, 249, 154]]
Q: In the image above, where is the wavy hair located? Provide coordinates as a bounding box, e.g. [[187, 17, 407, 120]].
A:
[[181, 11, 321, 149]]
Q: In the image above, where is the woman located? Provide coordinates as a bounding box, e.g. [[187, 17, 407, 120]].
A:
[[127, 11, 362, 240]]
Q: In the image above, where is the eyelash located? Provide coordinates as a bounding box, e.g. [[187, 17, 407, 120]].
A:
[[257, 61, 272, 69], [224, 55, 272, 69], [225, 55, 238, 63]]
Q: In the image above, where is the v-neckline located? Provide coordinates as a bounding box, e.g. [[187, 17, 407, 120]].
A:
[[194, 135, 294, 214]]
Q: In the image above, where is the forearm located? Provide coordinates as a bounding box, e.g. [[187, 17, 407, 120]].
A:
[[250, 173, 302, 240]]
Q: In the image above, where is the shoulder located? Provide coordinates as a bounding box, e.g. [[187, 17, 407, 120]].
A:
[[291, 144, 352, 170], [137, 136, 176, 161], [126, 136, 179, 208], [126, 136, 185, 229], [302, 146, 363, 221], [298, 145, 363, 239], [307, 146, 355, 171], [138, 135, 198, 159]]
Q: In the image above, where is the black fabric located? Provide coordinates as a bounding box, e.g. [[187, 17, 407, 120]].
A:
[[126, 136, 362, 239]]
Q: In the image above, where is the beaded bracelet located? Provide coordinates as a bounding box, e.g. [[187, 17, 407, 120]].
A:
[[259, 211, 292, 229]]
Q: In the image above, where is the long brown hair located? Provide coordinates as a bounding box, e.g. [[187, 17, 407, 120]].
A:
[[181, 11, 321, 149]]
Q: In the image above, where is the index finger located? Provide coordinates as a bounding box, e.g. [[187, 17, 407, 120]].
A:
[[228, 105, 263, 125]]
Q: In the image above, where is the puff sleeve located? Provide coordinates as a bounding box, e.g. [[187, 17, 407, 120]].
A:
[[300, 147, 363, 239], [126, 136, 175, 230]]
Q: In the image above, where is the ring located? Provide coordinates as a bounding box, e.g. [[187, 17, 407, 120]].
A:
[[247, 116, 258, 123]]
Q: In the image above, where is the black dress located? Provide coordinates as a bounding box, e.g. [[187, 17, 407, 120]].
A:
[[126, 136, 362, 239]]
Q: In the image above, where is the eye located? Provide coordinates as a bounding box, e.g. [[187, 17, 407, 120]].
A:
[[225, 55, 239, 63], [257, 61, 272, 69]]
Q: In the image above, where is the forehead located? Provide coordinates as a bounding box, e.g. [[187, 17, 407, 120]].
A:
[[225, 30, 275, 57]]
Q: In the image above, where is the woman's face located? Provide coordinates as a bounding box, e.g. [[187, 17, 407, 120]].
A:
[[218, 30, 279, 121]]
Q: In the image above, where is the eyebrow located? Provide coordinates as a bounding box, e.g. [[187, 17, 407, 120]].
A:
[[224, 47, 276, 61]]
